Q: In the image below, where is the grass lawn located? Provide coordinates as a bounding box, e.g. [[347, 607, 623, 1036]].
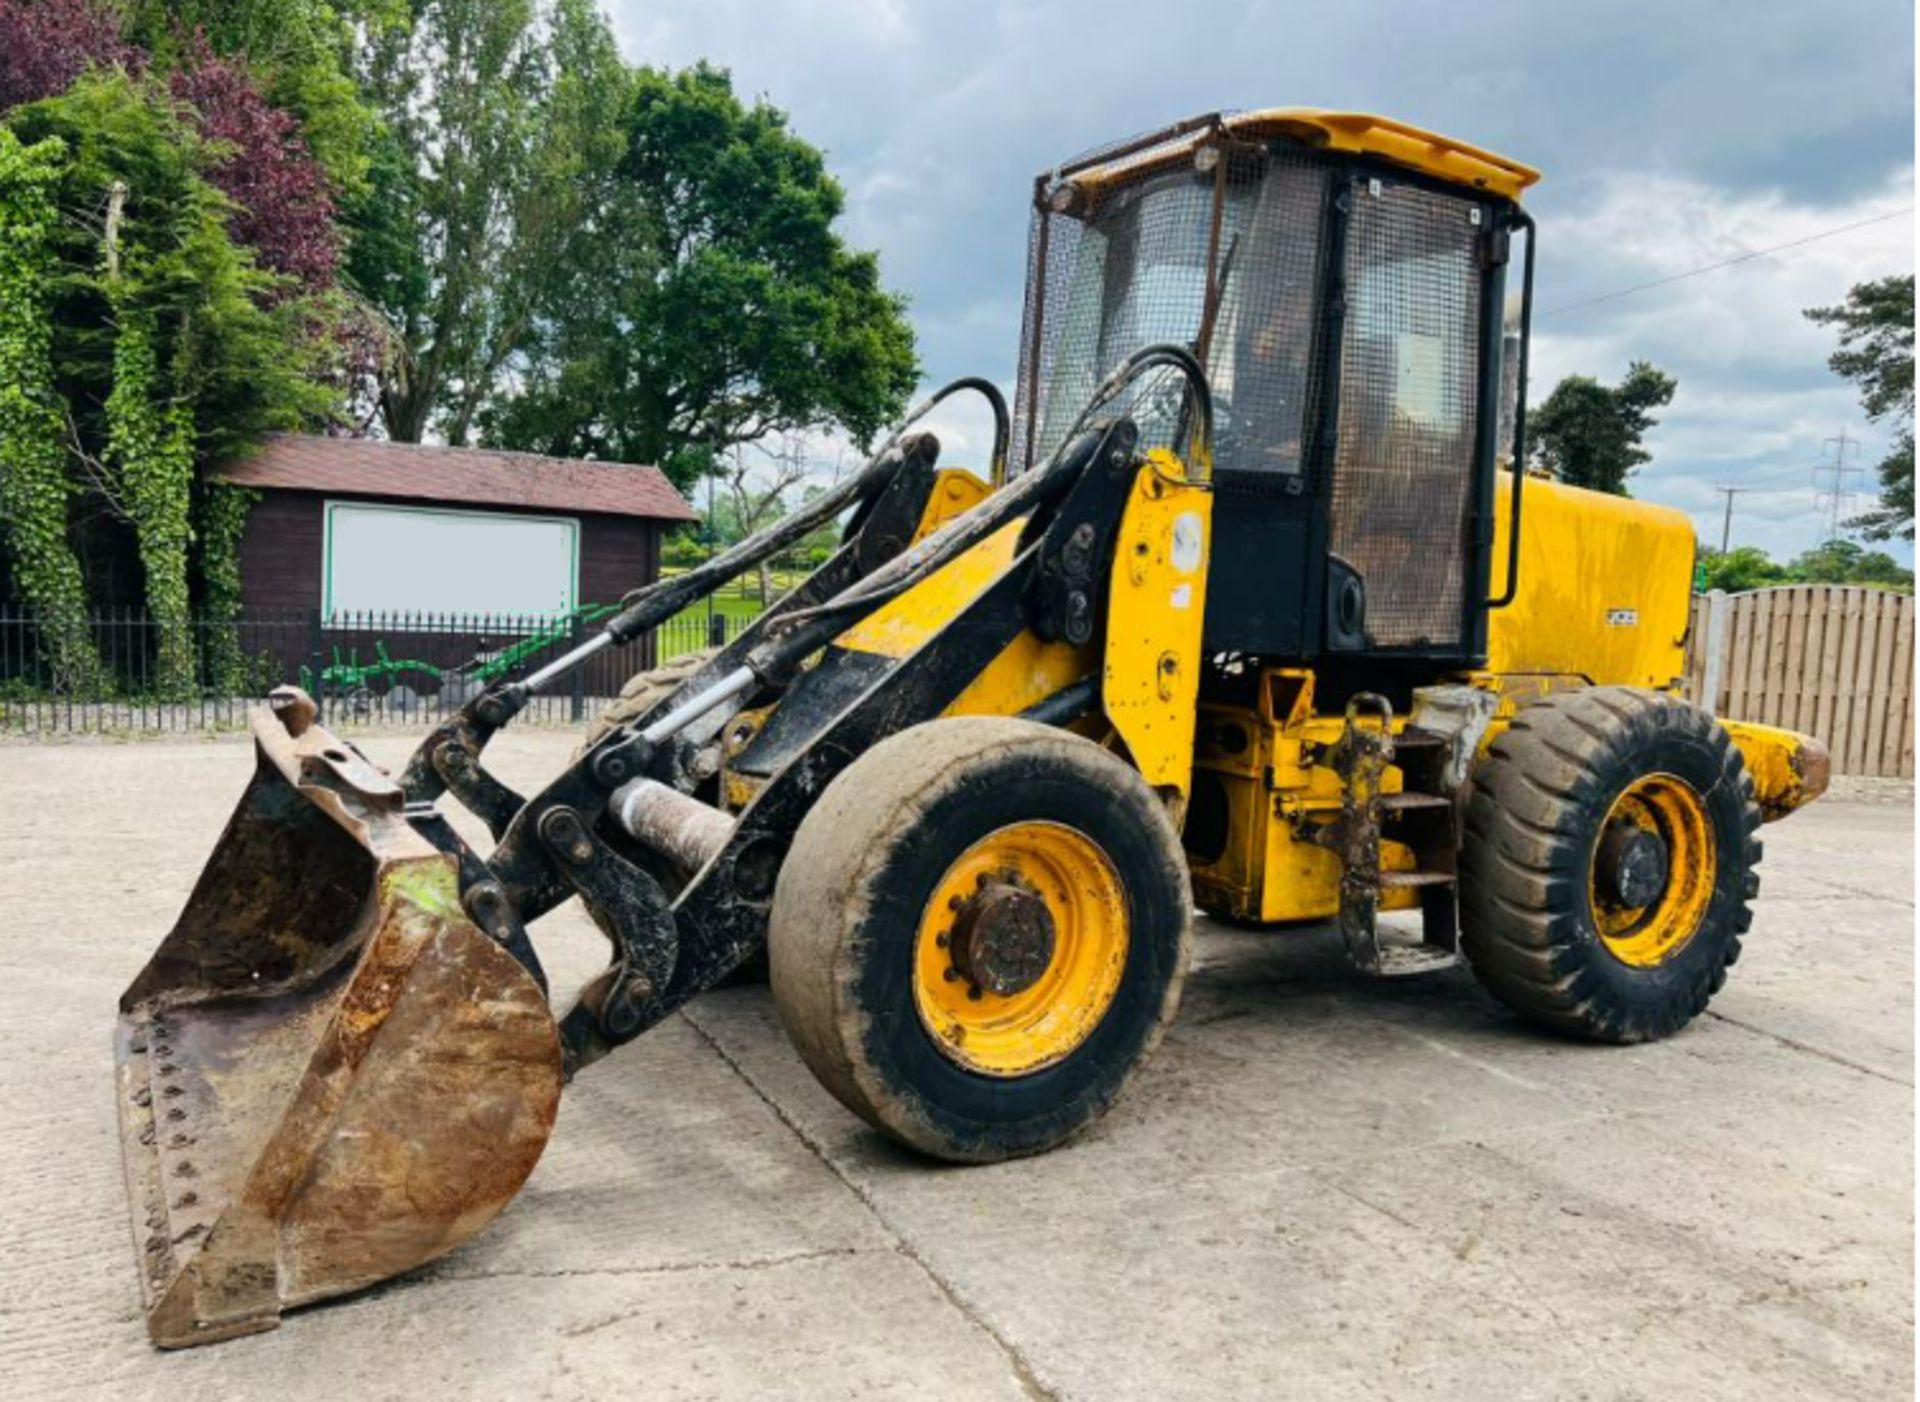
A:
[[653, 566, 807, 651]]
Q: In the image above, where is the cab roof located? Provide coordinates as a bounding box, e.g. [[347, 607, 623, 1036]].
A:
[[1053, 108, 1541, 205]]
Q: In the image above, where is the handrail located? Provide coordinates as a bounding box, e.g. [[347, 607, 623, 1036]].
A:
[[1486, 208, 1535, 610]]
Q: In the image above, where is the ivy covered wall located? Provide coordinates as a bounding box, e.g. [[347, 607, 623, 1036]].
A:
[[0, 53, 342, 694], [0, 128, 102, 689]]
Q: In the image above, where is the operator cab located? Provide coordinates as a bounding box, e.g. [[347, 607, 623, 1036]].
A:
[[1011, 110, 1539, 676]]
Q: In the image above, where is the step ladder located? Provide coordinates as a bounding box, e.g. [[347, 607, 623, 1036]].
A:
[[1311, 694, 1463, 977]]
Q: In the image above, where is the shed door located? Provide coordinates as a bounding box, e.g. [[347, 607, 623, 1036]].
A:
[[323, 501, 579, 618]]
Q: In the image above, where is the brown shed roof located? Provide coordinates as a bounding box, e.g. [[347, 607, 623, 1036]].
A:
[[216, 434, 699, 523]]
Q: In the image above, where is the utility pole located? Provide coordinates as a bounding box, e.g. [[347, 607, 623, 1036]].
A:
[[1711, 484, 1751, 554], [704, 465, 718, 645], [1811, 429, 1865, 543]]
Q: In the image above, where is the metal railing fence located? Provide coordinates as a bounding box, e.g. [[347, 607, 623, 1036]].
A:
[[0, 606, 740, 734]]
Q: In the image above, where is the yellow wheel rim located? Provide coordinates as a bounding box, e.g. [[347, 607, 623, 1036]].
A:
[[1589, 773, 1716, 968], [912, 821, 1129, 1077]]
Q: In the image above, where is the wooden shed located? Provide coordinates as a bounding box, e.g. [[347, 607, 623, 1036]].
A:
[[216, 434, 698, 618]]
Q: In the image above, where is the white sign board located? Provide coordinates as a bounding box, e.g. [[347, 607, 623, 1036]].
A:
[[323, 501, 579, 619]]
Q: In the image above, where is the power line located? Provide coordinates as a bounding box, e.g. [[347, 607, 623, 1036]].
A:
[[1539, 206, 1915, 318], [1710, 461, 1863, 491]]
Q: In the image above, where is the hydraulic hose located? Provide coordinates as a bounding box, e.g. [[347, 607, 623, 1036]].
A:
[[746, 341, 1213, 676]]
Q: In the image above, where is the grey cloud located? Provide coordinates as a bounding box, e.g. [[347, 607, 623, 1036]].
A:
[[609, 0, 1915, 559]]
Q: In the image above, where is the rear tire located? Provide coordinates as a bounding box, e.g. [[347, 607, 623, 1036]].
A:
[[1458, 686, 1761, 1043], [769, 717, 1191, 1162]]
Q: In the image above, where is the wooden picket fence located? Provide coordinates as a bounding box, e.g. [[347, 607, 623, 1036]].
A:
[[1686, 585, 1914, 778]]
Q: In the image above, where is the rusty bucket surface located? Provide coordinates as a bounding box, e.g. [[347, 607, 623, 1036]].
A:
[[116, 694, 561, 1347]]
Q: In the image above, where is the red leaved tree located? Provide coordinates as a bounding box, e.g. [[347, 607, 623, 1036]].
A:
[[0, 6, 338, 295], [0, 0, 135, 110], [170, 37, 338, 292]]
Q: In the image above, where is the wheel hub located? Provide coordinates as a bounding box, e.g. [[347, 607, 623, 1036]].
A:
[[949, 880, 1057, 996], [912, 820, 1131, 1078], [1596, 822, 1670, 910]]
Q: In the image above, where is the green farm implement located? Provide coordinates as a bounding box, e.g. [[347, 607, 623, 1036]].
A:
[[301, 604, 623, 715]]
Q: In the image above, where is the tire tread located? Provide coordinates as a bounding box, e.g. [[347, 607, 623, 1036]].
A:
[[1458, 686, 1762, 1044]]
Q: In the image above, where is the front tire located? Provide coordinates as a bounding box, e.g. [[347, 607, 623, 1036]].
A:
[[769, 717, 1191, 1162], [577, 646, 717, 756], [1458, 686, 1762, 1043]]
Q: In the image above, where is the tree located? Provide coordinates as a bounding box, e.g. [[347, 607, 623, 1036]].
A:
[[1697, 545, 1789, 593], [115, 0, 382, 195], [720, 436, 814, 605], [1697, 540, 1913, 592], [1787, 538, 1913, 589], [169, 38, 340, 292], [0, 0, 134, 111], [344, 0, 630, 444], [3, 72, 338, 690], [1806, 275, 1913, 542], [1, 4, 344, 296], [14, 74, 340, 459], [481, 62, 918, 488], [1528, 361, 1677, 495]]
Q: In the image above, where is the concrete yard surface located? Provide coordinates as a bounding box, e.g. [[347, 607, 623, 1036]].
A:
[[0, 730, 1911, 1400]]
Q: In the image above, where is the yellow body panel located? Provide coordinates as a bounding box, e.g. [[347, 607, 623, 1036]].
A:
[[836, 468, 1092, 718], [946, 631, 1093, 719], [1486, 471, 1696, 689], [835, 520, 1025, 660], [834, 455, 1213, 793], [915, 468, 992, 540], [1100, 454, 1213, 796], [1070, 108, 1540, 204]]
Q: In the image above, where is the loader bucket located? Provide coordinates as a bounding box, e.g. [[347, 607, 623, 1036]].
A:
[[115, 691, 562, 1348]]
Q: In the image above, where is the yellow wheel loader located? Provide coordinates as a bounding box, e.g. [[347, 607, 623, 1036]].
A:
[[115, 109, 1831, 1347]]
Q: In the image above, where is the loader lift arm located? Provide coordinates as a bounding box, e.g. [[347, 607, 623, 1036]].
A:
[[397, 348, 1210, 1072]]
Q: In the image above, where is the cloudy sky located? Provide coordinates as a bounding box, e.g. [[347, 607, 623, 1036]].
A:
[[606, 0, 1915, 561]]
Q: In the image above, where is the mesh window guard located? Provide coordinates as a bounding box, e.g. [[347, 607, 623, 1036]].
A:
[[1327, 177, 1484, 649], [1012, 147, 1332, 486]]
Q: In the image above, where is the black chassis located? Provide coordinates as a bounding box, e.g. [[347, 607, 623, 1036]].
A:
[[393, 413, 1151, 1076]]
